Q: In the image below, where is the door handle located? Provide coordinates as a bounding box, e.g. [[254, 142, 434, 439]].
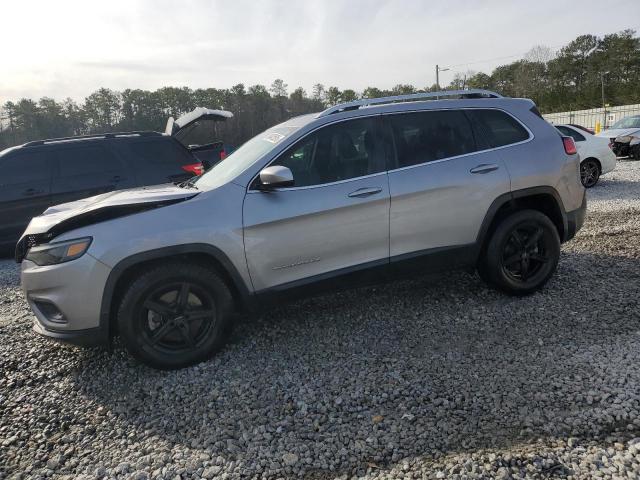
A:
[[348, 187, 382, 198], [23, 188, 44, 196], [470, 164, 499, 174], [110, 175, 123, 183]]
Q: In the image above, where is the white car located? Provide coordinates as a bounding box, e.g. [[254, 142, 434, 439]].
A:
[[597, 115, 640, 160], [556, 124, 616, 188]]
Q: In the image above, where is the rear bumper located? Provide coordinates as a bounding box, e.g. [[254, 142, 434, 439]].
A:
[[564, 192, 587, 242]]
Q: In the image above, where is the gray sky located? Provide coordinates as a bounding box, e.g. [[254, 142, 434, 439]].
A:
[[2, 0, 639, 102]]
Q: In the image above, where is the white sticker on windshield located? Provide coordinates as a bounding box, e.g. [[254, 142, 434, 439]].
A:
[[264, 132, 285, 143]]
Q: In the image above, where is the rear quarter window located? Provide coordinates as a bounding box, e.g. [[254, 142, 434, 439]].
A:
[[556, 126, 585, 142], [468, 109, 530, 148]]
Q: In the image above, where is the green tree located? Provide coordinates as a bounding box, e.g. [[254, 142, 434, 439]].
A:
[[325, 86, 342, 106], [270, 79, 288, 98], [391, 84, 416, 95], [83, 88, 121, 131], [362, 87, 384, 99], [312, 83, 326, 103], [341, 89, 358, 102]]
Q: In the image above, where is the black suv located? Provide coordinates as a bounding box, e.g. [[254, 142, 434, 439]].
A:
[[0, 108, 233, 251]]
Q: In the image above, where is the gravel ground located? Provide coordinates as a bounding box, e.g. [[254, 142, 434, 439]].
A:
[[1, 161, 639, 480]]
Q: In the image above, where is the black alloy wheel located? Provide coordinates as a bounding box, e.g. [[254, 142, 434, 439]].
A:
[[580, 159, 600, 188], [139, 281, 216, 354], [118, 263, 233, 369], [501, 222, 550, 283], [479, 209, 560, 295]]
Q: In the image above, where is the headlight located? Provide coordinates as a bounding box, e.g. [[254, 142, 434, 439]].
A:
[[615, 135, 632, 143], [25, 237, 92, 266]]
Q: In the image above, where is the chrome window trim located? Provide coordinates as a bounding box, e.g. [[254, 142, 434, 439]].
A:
[[384, 107, 534, 174], [246, 171, 387, 194], [247, 107, 534, 190]]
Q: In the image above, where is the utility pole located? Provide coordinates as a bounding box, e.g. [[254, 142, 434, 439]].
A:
[[435, 64, 450, 90], [435, 65, 450, 99]]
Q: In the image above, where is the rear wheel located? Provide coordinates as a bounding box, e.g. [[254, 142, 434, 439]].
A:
[[117, 263, 233, 369], [479, 210, 560, 295], [580, 159, 600, 187]]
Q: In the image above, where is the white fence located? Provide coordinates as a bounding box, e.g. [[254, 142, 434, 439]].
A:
[[543, 104, 640, 131]]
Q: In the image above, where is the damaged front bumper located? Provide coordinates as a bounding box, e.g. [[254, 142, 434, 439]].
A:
[[21, 255, 112, 347], [611, 139, 640, 159]]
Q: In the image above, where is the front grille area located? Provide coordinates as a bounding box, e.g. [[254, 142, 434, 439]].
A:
[[611, 142, 630, 157], [15, 232, 55, 263]]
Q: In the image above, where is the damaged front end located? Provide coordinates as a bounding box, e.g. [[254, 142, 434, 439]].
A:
[[612, 134, 640, 159], [16, 186, 198, 263]]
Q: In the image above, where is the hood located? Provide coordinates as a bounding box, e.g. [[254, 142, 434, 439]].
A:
[[597, 127, 640, 139], [16, 184, 197, 261], [165, 107, 233, 139]]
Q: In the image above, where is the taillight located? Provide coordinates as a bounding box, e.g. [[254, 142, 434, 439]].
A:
[[181, 162, 204, 176], [562, 136, 577, 155], [219, 150, 227, 161]]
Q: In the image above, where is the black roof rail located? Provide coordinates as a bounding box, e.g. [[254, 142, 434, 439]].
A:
[[22, 131, 163, 147]]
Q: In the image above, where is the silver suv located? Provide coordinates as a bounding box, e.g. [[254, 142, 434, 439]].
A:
[[17, 90, 586, 369]]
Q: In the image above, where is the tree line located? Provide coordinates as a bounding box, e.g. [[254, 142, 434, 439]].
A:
[[1, 30, 638, 150]]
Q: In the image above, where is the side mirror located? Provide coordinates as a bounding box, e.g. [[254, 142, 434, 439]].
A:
[[258, 165, 294, 189]]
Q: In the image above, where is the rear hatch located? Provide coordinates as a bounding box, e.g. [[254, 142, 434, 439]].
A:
[[165, 107, 233, 169], [165, 107, 233, 143]]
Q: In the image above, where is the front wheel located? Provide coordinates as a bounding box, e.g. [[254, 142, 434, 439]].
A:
[[117, 263, 233, 369], [479, 210, 560, 296], [580, 159, 600, 188]]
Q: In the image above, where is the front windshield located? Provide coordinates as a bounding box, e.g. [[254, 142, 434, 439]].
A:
[[195, 124, 300, 190], [611, 116, 640, 129]]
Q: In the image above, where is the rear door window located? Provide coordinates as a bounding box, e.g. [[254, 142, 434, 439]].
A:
[[467, 109, 530, 148], [125, 138, 193, 166], [57, 144, 124, 178], [51, 143, 134, 202], [56, 145, 125, 186], [0, 150, 51, 186], [387, 110, 478, 168]]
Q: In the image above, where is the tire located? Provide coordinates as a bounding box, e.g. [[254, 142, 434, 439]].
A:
[[580, 159, 600, 188], [117, 262, 233, 369], [479, 210, 560, 296]]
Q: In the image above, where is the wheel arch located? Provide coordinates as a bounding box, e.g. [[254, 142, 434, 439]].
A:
[[100, 244, 252, 344], [475, 187, 568, 263], [581, 156, 602, 172]]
